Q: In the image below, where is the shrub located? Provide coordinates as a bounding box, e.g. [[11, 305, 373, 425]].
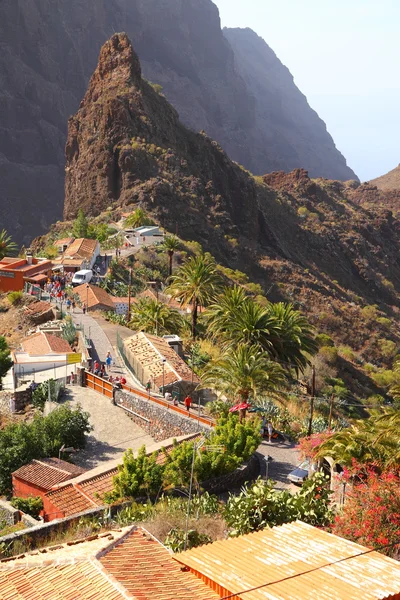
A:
[[223, 472, 333, 537], [61, 319, 77, 345], [332, 466, 400, 557], [11, 496, 43, 519], [164, 528, 211, 553], [361, 305, 379, 322], [318, 346, 338, 365], [378, 338, 397, 359], [7, 291, 23, 306], [297, 207, 309, 218], [107, 446, 164, 502], [338, 345, 356, 362], [315, 334, 335, 348], [376, 317, 391, 328]]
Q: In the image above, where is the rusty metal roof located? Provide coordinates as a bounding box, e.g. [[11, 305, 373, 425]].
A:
[[176, 521, 400, 600]]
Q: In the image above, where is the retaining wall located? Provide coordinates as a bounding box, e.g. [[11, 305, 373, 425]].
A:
[[0, 500, 19, 526], [202, 454, 260, 495], [115, 390, 209, 441]]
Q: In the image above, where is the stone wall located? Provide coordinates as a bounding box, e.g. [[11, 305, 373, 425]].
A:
[[0, 499, 19, 526], [115, 390, 209, 441], [201, 454, 260, 495], [0, 392, 11, 416]]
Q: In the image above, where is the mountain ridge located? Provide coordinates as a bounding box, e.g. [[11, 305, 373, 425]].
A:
[[0, 0, 356, 244]]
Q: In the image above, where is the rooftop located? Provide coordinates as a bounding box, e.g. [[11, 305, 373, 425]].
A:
[[177, 520, 400, 600], [74, 284, 115, 311], [123, 332, 198, 387], [24, 300, 53, 316], [21, 331, 73, 356], [63, 238, 98, 260], [0, 527, 219, 600], [12, 458, 86, 491]]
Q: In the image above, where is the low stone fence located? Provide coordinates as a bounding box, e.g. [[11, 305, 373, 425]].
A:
[[0, 500, 20, 527], [201, 454, 260, 495], [0, 388, 32, 416], [0, 504, 128, 558], [115, 390, 209, 441]]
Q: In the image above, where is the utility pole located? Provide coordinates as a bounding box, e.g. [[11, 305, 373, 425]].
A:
[[307, 365, 316, 437], [127, 267, 132, 322], [328, 393, 335, 431]]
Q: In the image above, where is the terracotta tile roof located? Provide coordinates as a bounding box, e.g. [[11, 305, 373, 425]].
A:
[[55, 237, 74, 247], [63, 238, 98, 260], [74, 284, 115, 310], [0, 529, 130, 600], [100, 529, 219, 600], [21, 331, 72, 355], [45, 483, 96, 517], [43, 440, 196, 519], [0, 527, 218, 600], [123, 332, 198, 387], [111, 297, 130, 304], [13, 458, 85, 491], [177, 520, 400, 600]]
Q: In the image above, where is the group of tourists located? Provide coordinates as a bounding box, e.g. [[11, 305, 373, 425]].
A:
[[91, 352, 126, 388]]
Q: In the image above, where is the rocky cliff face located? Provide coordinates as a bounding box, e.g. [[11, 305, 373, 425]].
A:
[[1, 0, 356, 243], [65, 34, 400, 314]]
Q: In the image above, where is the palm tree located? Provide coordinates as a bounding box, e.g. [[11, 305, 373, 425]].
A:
[[0, 230, 18, 261], [125, 208, 152, 229], [264, 303, 318, 373], [201, 344, 286, 420], [129, 297, 184, 336], [206, 290, 316, 374], [166, 253, 222, 340], [161, 235, 181, 277]]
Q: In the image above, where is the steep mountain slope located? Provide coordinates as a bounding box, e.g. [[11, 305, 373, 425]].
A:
[[65, 34, 400, 318], [0, 0, 356, 244], [370, 164, 400, 191], [223, 28, 354, 181]]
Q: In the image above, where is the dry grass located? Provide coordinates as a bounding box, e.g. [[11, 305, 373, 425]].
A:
[[141, 514, 226, 544]]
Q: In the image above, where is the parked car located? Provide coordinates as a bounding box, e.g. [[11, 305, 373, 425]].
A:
[[287, 461, 310, 485], [72, 269, 93, 286]]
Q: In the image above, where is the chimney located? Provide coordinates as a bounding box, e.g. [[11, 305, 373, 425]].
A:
[[26, 249, 33, 266]]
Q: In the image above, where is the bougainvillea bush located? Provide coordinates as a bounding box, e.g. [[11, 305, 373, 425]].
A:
[[332, 462, 400, 557]]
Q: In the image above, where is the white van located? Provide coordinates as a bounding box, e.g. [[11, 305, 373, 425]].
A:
[[72, 269, 93, 286]]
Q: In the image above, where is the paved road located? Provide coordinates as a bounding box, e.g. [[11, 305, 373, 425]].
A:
[[257, 437, 300, 492], [63, 386, 155, 469]]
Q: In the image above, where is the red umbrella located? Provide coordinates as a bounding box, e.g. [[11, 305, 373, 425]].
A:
[[229, 402, 251, 413]]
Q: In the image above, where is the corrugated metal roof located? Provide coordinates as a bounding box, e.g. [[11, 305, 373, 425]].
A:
[[176, 521, 400, 600]]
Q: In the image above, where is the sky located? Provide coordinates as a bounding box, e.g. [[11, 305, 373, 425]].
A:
[[213, 0, 400, 181]]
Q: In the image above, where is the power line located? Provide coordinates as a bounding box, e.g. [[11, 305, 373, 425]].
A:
[[202, 538, 400, 600]]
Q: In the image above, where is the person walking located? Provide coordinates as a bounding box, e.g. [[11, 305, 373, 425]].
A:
[[71, 299, 76, 313], [105, 352, 112, 371], [146, 380, 151, 398], [164, 391, 172, 403], [267, 421, 273, 443], [82, 302, 86, 314], [66, 298, 71, 312], [184, 394, 192, 413]]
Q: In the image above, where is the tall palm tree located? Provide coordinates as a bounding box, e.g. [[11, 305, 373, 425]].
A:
[[264, 303, 318, 373], [166, 253, 222, 340], [129, 297, 184, 336], [161, 235, 181, 277], [0, 230, 18, 261], [206, 290, 316, 374], [201, 344, 286, 420]]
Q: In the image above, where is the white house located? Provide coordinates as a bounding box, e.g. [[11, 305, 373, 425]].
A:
[[13, 332, 76, 376]]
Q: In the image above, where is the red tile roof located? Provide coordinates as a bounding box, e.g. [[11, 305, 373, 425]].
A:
[[13, 459, 85, 491], [43, 439, 198, 519], [21, 331, 72, 355], [100, 529, 220, 600], [45, 483, 96, 517], [74, 284, 115, 310], [63, 238, 98, 260], [0, 527, 219, 600]]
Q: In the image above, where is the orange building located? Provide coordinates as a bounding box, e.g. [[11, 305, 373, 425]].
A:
[[0, 257, 52, 292]]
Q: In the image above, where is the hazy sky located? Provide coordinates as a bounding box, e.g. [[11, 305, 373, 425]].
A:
[[213, 0, 400, 181]]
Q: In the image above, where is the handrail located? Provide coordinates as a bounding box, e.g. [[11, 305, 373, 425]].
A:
[[84, 370, 215, 427]]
